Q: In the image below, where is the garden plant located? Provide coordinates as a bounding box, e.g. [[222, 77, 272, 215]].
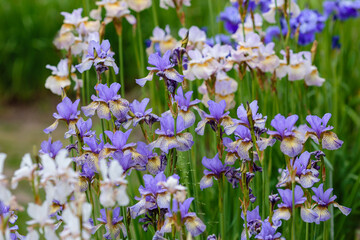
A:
[[1, 0, 360, 239]]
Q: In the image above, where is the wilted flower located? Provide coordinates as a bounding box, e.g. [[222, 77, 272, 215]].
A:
[[160, 198, 206, 237], [44, 97, 80, 136], [45, 59, 82, 95], [305, 113, 343, 150], [150, 112, 193, 153], [82, 83, 129, 121]]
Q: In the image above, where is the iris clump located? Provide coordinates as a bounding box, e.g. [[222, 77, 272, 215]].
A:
[[1, 0, 357, 239]]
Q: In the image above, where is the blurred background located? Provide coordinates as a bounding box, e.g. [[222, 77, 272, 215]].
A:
[[0, 0, 359, 238]]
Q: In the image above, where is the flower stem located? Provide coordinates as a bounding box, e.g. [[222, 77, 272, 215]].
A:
[[292, 180, 296, 240], [137, 12, 145, 77], [118, 29, 125, 98], [218, 176, 225, 239]]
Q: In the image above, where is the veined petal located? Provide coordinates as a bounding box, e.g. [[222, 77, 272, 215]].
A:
[[160, 217, 175, 234], [333, 202, 351, 216], [299, 173, 319, 189], [97, 102, 111, 120], [257, 137, 276, 151], [220, 116, 234, 128], [136, 71, 155, 87], [184, 215, 206, 237], [176, 133, 194, 152], [157, 192, 170, 209], [195, 118, 209, 135], [179, 110, 196, 129], [237, 141, 253, 160], [164, 68, 183, 82], [147, 156, 161, 175], [321, 131, 343, 150], [280, 136, 303, 157], [44, 120, 60, 134], [313, 205, 330, 223], [300, 207, 318, 223], [82, 101, 100, 117], [200, 175, 214, 190], [109, 99, 129, 119], [225, 152, 237, 165], [272, 208, 291, 221]]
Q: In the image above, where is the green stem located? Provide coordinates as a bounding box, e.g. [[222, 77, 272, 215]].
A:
[[152, 0, 159, 27], [306, 222, 309, 240], [219, 176, 225, 239], [118, 31, 125, 98], [81, 72, 86, 105], [292, 181, 296, 240], [137, 12, 145, 77]]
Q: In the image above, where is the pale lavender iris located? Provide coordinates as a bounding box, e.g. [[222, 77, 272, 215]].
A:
[[124, 98, 158, 128], [136, 50, 184, 92], [136, 141, 166, 175], [195, 100, 233, 135], [82, 83, 129, 121], [200, 153, 229, 189], [268, 114, 303, 157], [104, 129, 136, 153], [76, 39, 119, 75], [311, 183, 351, 223], [240, 206, 262, 240], [305, 113, 343, 150], [161, 198, 206, 237], [39, 138, 63, 158], [255, 221, 282, 240], [97, 207, 126, 239], [83, 134, 104, 154], [174, 87, 200, 128], [44, 97, 80, 135], [149, 112, 193, 153]]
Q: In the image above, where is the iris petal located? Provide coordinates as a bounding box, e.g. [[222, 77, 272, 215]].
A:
[[321, 131, 343, 150], [280, 136, 303, 157]]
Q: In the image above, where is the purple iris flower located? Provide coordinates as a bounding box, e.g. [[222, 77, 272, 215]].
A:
[[305, 113, 343, 150], [82, 83, 129, 121], [332, 35, 341, 49], [219, 6, 241, 34], [206, 34, 232, 47], [79, 161, 97, 191], [311, 183, 351, 224], [124, 98, 159, 128], [66, 117, 95, 139], [83, 134, 104, 154], [255, 221, 282, 240], [136, 141, 166, 175], [160, 198, 206, 237], [195, 100, 233, 135], [268, 114, 303, 157], [149, 112, 193, 153], [277, 151, 319, 189], [323, 0, 360, 21], [76, 39, 119, 75], [113, 151, 142, 174], [39, 138, 63, 158], [273, 185, 307, 221], [225, 100, 267, 135], [290, 9, 325, 45], [224, 126, 254, 163], [200, 154, 229, 189], [264, 26, 281, 44], [240, 206, 262, 240], [136, 50, 184, 93], [97, 207, 126, 239], [44, 97, 80, 135], [104, 129, 136, 154], [174, 87, 200, 128], [0, 201, 10, 216], [129, 172, 173, 219]]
